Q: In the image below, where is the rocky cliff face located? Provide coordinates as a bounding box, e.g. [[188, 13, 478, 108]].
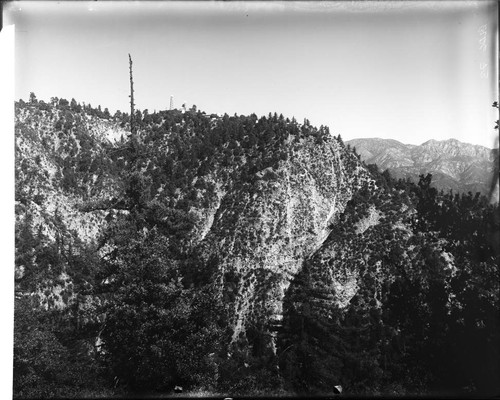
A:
[[15, 105, 126, 244], [197, 135, 371, 343], [347, 137, 498, 200]]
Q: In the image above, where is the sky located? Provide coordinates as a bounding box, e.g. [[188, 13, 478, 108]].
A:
[[3, 0, 499, 148]]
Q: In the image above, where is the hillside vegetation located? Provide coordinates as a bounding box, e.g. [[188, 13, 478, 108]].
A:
[[14, 95, 500, 397]]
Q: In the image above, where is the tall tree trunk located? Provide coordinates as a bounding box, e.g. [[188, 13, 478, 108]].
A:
[[129, 54, 136, 135]]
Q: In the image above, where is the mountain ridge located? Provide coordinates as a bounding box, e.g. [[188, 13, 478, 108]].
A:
[[15, 98, 371, 342], [347, 137, 498, 199]]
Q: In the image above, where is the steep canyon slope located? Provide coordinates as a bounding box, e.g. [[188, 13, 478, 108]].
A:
[[14, 99, 499, 397], [15, 99, 370, 349]]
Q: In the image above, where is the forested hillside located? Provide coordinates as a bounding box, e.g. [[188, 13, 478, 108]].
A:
[[14, 96, 499, 397], [279, 166, 499, 395]]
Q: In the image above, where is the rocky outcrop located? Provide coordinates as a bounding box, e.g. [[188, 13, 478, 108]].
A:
[[198, 135, 372, 343], [16, 106, 127, 243]]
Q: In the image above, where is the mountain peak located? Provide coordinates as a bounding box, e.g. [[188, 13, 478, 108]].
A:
[[421, 138, 461, 145]]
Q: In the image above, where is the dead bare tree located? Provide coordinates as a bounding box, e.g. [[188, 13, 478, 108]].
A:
[[128, 53, 136, 135]]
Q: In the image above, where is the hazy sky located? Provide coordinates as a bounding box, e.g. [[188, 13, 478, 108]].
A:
[[4, 1, 499, 147]]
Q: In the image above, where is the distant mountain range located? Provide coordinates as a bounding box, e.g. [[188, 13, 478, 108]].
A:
[[346, 137, 498, 198]]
